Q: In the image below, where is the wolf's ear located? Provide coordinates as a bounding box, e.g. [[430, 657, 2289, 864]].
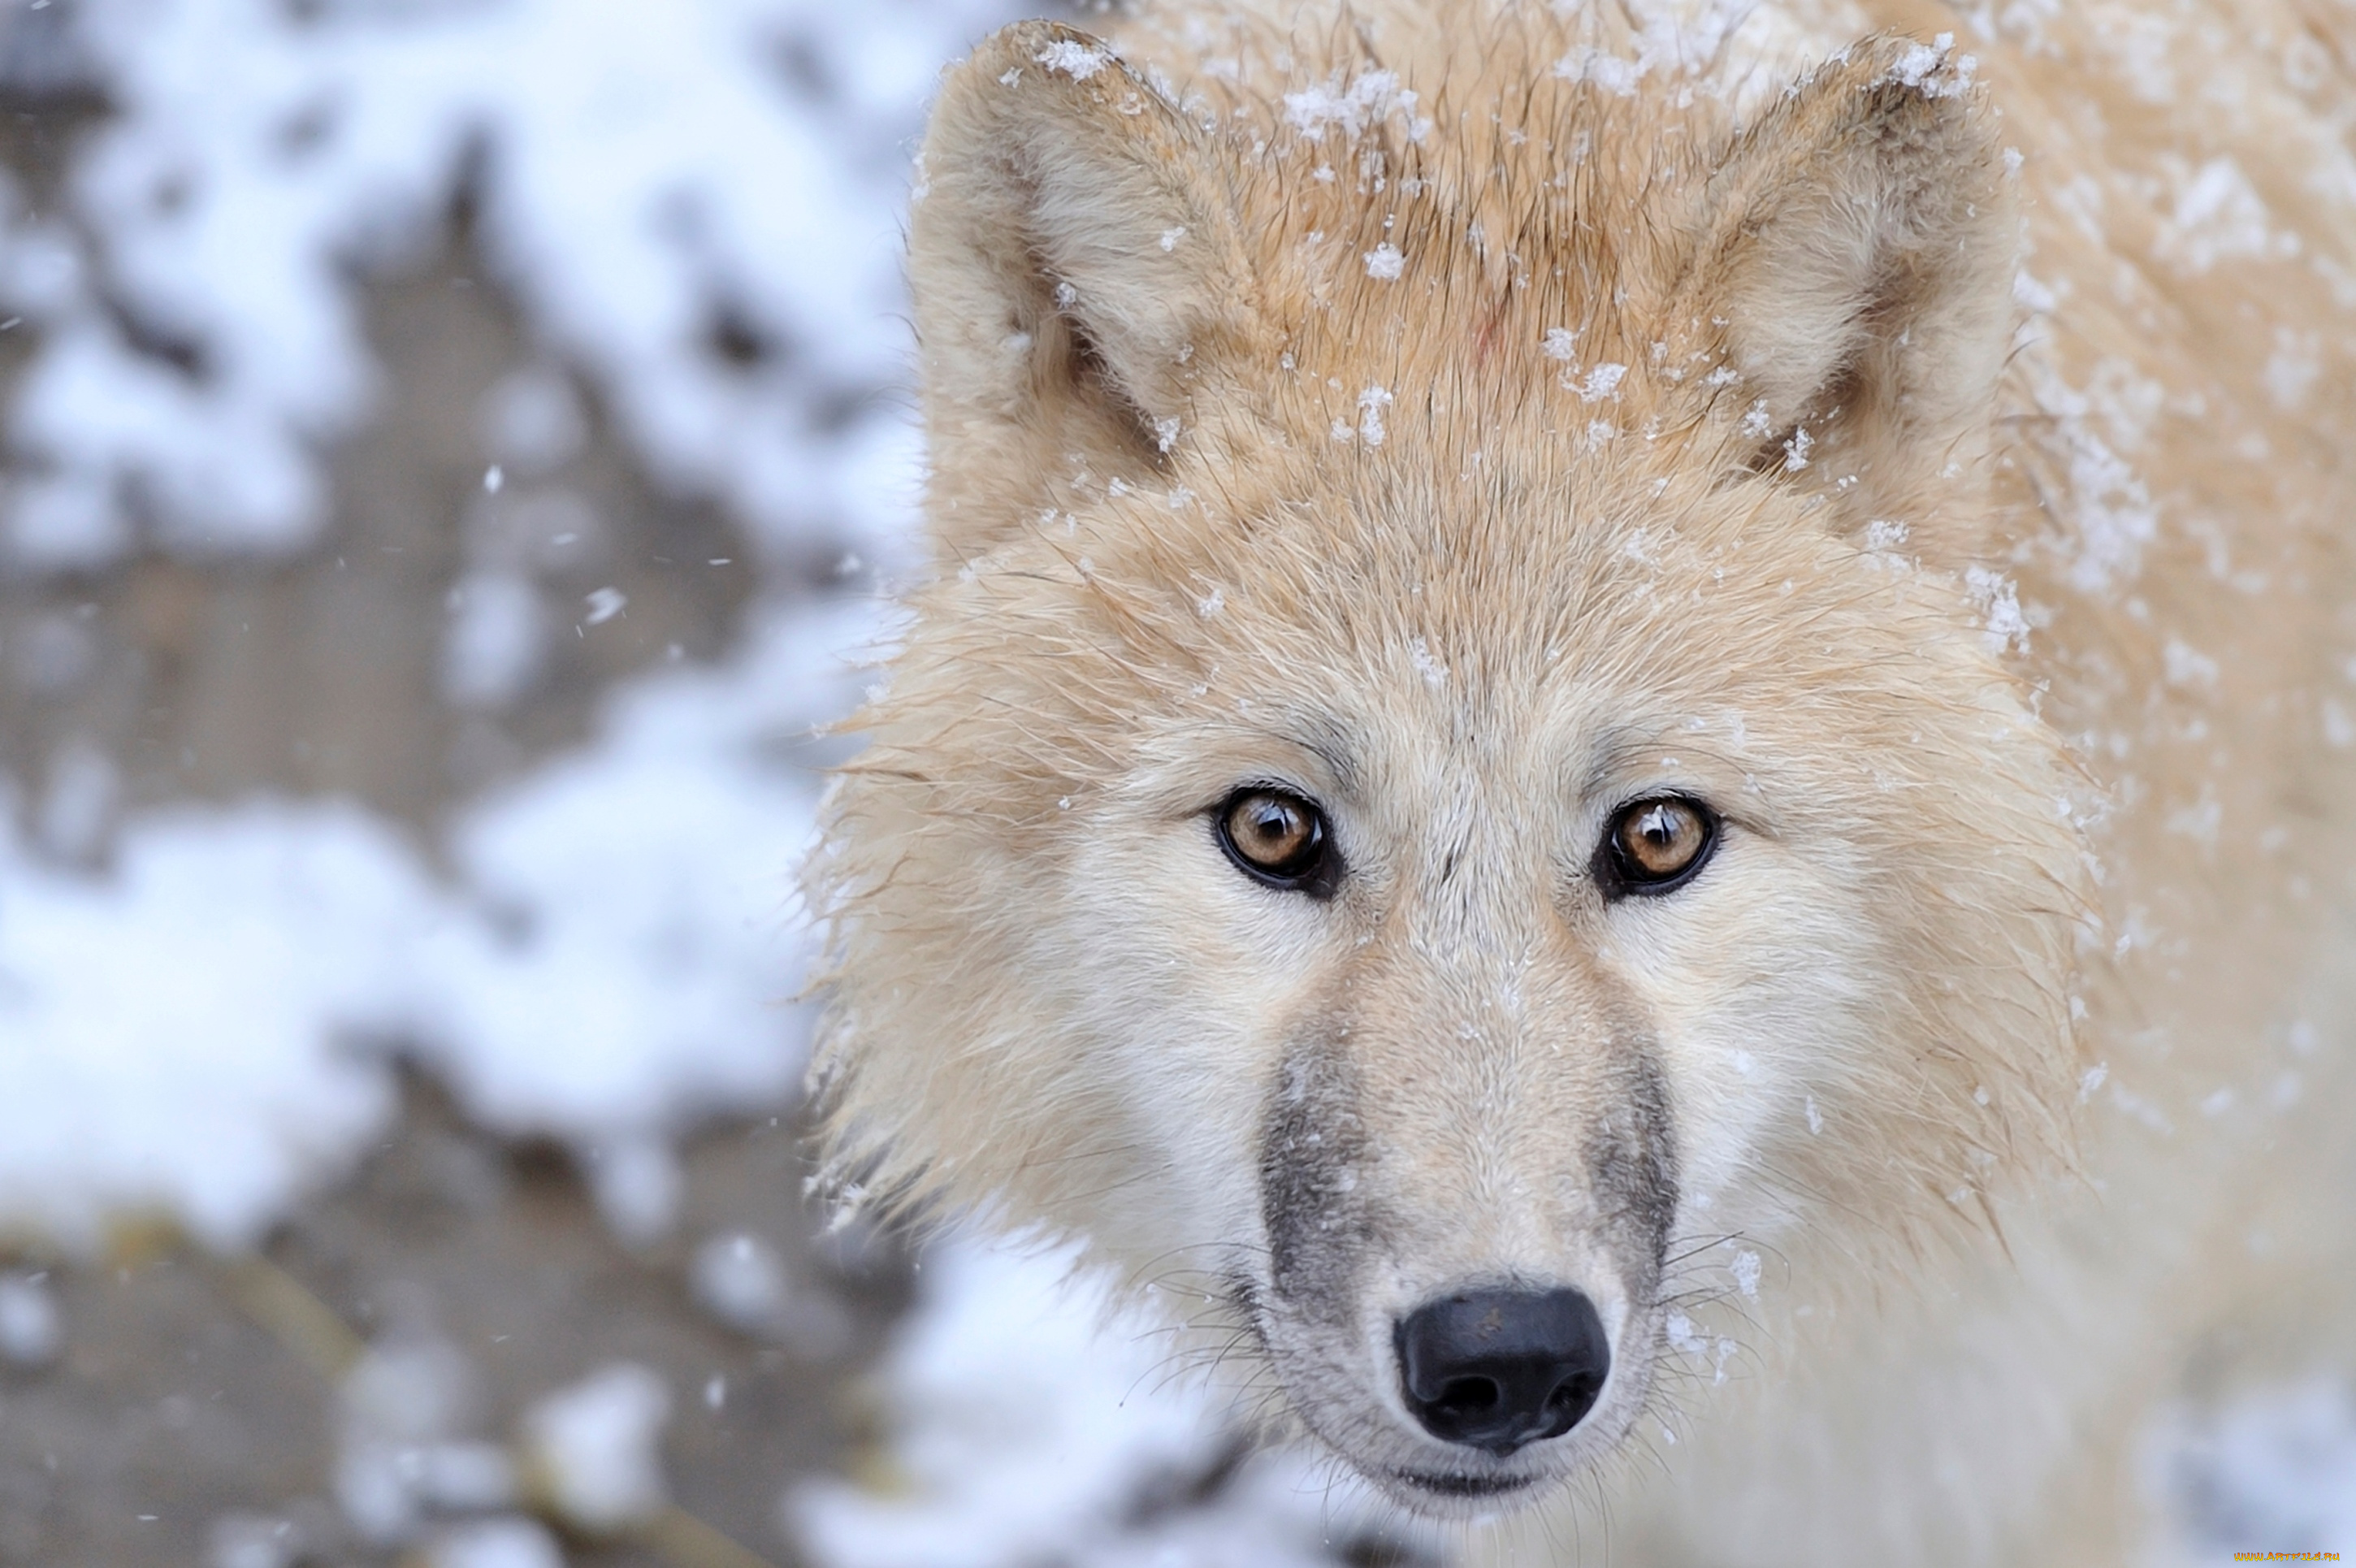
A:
[[1682, 37, 2016, 515], [910, 22, 1258, 556]]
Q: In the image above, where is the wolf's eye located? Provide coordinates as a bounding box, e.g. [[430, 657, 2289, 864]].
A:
[[1597, 796, 1717, 897], [1215, 788, 1338, 895]]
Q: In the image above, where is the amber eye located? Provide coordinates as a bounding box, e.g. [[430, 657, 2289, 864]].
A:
[[1215, 788, 1339, 895], [1597, 795, 1717, 897]]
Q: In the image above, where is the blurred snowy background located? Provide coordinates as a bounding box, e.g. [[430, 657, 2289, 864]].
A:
[[0, 0, 2345, 1564], [0, 0, 1428, 1563]]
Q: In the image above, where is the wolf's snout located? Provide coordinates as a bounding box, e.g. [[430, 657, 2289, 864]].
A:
[[1395, 1288, 1611, 1456]]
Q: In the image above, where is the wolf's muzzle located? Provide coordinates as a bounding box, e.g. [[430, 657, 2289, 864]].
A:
[[1395, 1287, 1611, 1456]]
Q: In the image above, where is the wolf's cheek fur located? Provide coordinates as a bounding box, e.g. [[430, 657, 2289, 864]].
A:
[[1600, 832, 1884, 1229], [1043, 824, 1334, 1255]]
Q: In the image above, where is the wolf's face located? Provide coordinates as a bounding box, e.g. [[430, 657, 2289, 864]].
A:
[[816, 17, 2090, 1514], [1033, 438, 2069, 1507]]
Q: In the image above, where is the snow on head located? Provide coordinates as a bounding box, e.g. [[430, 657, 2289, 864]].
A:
[[1553, 0, 1770, 97], [1578, 362, 1628, 401], [1282, 67, 1429, 142], [1033, 39, 1111, 80], [1877, 32, 1977, 98], [1555, 46, 1644, 95]]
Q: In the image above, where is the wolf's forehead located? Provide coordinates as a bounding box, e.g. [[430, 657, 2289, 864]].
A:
[[1150, 561, 1769, 785], [1112, 459, 1906, 792], [1240, 246, 1696, 450], [1164, 443, 1766, 652], [1215, 96, 1717, 395]]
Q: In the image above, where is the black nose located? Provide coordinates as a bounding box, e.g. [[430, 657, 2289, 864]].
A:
[[1396, 1287, 1611, 1456]]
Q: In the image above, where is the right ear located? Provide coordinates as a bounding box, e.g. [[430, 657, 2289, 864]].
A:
[[1671, 37, 2018, 542], [910, 22, 1260, 560]]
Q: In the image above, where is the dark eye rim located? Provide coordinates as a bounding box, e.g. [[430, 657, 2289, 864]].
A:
[[1212, 785, 1344, 899], [1592, 794, 1721, 900]]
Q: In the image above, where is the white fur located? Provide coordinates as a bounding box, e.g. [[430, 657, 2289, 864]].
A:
[[812, 3, 2356, 1561]]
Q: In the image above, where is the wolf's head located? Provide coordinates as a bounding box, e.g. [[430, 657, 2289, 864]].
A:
[[812, 14, 2090, 1514]]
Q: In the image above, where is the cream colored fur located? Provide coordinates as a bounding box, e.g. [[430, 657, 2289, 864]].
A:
[[808, 2, 2356, 1562]]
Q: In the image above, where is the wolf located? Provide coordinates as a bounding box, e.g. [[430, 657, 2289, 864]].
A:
[[808, 1, 2356, 1561]]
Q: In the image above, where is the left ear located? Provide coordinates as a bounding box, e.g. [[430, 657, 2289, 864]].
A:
[[1677, 35, 2016, 518]]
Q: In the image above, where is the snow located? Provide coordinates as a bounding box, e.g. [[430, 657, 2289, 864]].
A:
[[1552, 0, 1783, 96], [1033, 40, 1113, 81], [789, 1234, 1435, 1568], [1282, 68, 1429, 143], [2151, 1379, 2356, 1557], [32, 739, 119, 864], [0, 800, 433, 1249], [425, 1518, 566, 1568], [0, 1, 2346, 1560], [1576, 362, 1628, 402], [582, 586, 627, 626], [519, 1362, 673, 1534], [1878, 33, 1977, 99], [0, 0, 980, 1254], [479, 366, 587, 477], [339, 1334, 516, 1542], [2163, 637, 2221, 689], [1556, 47, 1644, 96], [441, 570, 548, 710], [0, 597, 873, 1250], [1965, 565, 2030, 655], [2264, 328, 2324, 411], [0, 1271, 62, 1367], [687, 1225, 855, 1359], [412, 600, 867, 1152], [0, 0, 1020, 572], [2152, 156, 2298, 275], [1408, 635, 1448, 689], [208, 1514, 306, 1568], [2021, 358, 2163, 593], [690, 1230, 795, 1336]]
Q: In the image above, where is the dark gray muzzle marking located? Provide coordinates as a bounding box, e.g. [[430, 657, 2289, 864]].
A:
[[1261, 1028, 1678, 1331], [1583, 1044, 1680, 1294], [1260, 1042, 1376, 1328]]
